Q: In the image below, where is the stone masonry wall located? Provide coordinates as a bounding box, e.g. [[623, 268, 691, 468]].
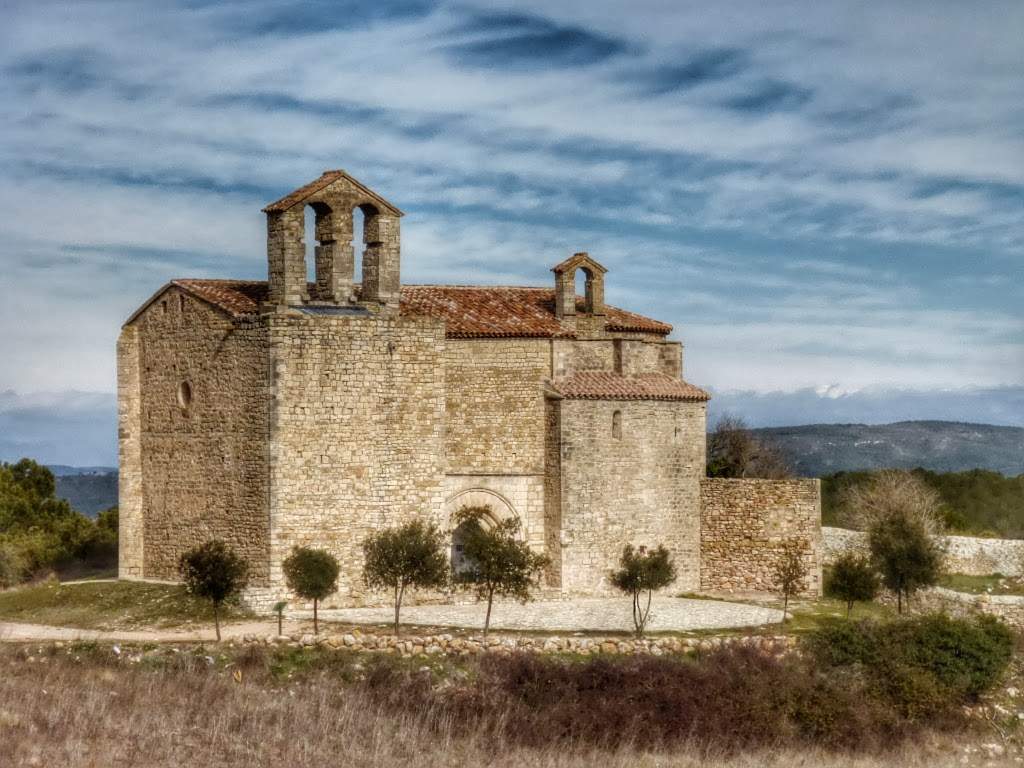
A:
[[117, 326, 144, 577], [264, 311, 447, 605], [444, 339, 551, 475], [700, 479, 822, 596], [823, 526, 1024, 577], [127, 288, 271, 583], [557, 399, 706, 595]]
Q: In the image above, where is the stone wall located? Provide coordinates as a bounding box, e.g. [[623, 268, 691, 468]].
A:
[[265, 311, 447, 605], [904, 587, 1024, 631], [700, 479, 822, 596], [823, 526, 1024, 577], [117, 326, 144, 577], [556, 399, 706, 594], [123, 287, 271, 584], [444, 339, 551, 475]]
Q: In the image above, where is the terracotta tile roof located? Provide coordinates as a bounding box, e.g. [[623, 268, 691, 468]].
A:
[[167, 279, 672, 338], [549, 371, 710, 402]]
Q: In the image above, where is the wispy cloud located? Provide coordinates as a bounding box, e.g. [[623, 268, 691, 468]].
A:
[[0, 0, 1021, 441]]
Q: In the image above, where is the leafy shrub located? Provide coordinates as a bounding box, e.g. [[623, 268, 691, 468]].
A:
[[363, 520, 449, 637], [804, 613, 1014, 717], [451, 506, 549, 637], [825, 553, 879, 616], [609, 544, 676, 637], [0, 459, 117, 582], [0, 542, 24, 588], [282, 546, 340, 635], [179, 540, 249, 641]]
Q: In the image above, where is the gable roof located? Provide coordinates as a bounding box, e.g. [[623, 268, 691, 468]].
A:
[[552, 252, 607, 275], [548, 371, 710, 402], [145, 280, 672, 338], [262, 170, 404, 216]]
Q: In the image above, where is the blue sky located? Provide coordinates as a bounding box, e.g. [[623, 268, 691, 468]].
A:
[[1, 0, 1023, 465]]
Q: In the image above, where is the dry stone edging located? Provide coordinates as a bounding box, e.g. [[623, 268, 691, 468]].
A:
[[239, 630, 798, 658]]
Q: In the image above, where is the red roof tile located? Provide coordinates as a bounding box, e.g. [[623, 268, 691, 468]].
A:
[[166, 279, 673, 338], [549, 371, 710, 402]]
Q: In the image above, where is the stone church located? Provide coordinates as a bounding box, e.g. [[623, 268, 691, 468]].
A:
[[118, 170, 822, 607]]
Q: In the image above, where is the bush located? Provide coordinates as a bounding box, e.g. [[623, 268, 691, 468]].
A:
[[0, 542, 24, 588], [179, 540, 249, 641], [0, 459, 117, 582], [282, 546, 340, 635], [804, 613, 1014, 717], [363, 520, 449, 637], [868, 512, 944, 613], [361, 645, 919, 754], [609, 544, 676, 637], [825, 553, 879, 616], [451, 506, 549, 637]]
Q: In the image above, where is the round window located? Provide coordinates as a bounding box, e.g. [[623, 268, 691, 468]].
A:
[[177, 381, 193, 410]]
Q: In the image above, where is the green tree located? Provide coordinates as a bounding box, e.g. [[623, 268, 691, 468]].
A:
[[363, 520, 449, 637], [868, 512, 944, 613], [282, 546, 340, 635], [452, 506, 549, 637], [825, 552, 879, 617], [773, 540, 809, 623], [609, 544, 677, 637], [178, 540, 249, 641]]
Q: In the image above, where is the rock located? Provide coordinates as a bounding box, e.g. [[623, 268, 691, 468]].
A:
[[342, 634, 357, 647], [599, 642, 617, 654], [299, 634, 317, 647]]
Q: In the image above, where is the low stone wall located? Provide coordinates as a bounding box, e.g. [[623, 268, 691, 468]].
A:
[[903, 587, 1024, 631], [700, 478, 822, 596], [238, 630, 797, 657], [823, 527, 1024, 577]]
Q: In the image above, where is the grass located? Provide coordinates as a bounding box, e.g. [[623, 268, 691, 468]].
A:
[[777, 597, 895, 633], [0, 642, 1017, 768], [938, 573, 1024, 596], [0, 579, 251, 630]]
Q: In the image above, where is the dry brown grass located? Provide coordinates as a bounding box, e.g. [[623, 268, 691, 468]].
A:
[[0, 644, 1013, 768]]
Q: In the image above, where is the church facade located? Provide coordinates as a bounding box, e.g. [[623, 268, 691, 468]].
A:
[[117, 171, 822, 607]]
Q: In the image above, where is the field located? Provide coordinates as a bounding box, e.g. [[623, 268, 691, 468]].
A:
[[0, 580, 250, 631], [1, 641, 1020, 768]]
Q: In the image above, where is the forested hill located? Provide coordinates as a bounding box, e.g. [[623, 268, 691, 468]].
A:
[[51, 469, 117, 516], [753, 421, 1024, 477]]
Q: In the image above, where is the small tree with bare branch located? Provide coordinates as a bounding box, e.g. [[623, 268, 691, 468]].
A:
[[706, 415, 791, 479], [773, 540, 808, 623], [610, 544, 677, 637]]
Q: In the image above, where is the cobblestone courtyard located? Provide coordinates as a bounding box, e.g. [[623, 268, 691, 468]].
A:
[[317, 596, 784, 633]]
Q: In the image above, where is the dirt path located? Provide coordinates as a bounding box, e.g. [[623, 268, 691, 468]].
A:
[[0, 619, 281, 644]]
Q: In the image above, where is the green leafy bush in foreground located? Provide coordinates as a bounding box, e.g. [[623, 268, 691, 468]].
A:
[[804, 613, 1014, 717]]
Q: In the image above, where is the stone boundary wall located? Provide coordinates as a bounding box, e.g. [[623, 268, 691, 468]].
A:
[[903, 587, 1024, 631], [237, 630, 796, 657], [823, 527, 1024, 577], [700, 479, 822, 596]]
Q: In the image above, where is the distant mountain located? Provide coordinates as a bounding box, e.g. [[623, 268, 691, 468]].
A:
[[753, 421, 1024, 478], [49, 465, 117, 477], [49, 466, 118, 516]]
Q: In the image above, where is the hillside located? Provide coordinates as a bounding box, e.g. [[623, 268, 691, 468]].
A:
[[754, 421, 1024, 477], [53, 469, 118, 516], [822, 468, 1024, 538]]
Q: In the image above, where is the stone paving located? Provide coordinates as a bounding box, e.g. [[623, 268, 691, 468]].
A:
[[316, 596, 784, 633]]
